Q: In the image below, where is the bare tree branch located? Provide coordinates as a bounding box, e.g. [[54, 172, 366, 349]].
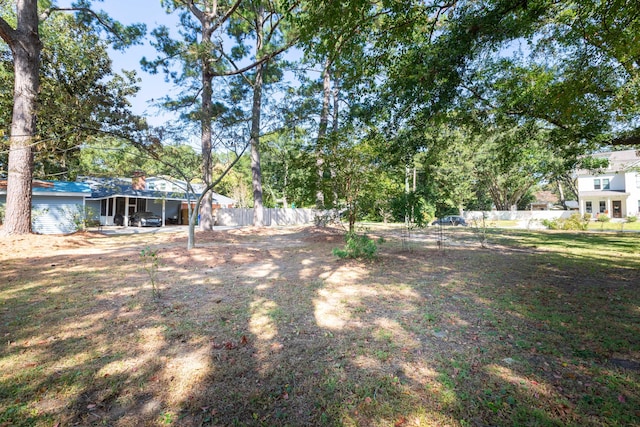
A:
[[610, 134, 640, 146], [0, 17, 17, 45]]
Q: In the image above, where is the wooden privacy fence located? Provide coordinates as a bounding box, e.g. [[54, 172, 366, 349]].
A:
[[215, 208, 319, 227]]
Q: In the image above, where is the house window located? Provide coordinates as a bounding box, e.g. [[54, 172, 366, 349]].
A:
[[603, 178, 610, 190], [599, 201, 606, 213], [594, 179, 601, 190], [100, 199, 107, 216], [585, 201, 592, 213]]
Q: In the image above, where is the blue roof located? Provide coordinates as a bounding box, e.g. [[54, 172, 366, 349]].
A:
[[90, 183, 193, 200], [75, 177, 234, 204], [81, 178, 195, 201], [33, 181, 92, 195]]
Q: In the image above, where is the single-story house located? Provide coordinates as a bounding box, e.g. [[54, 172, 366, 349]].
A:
[[529, 191, 578, 211], [530, 190, 559, 210], [0, 180, 92, 234], [80, 175, 235, 227], [1, 175, 236, 233]]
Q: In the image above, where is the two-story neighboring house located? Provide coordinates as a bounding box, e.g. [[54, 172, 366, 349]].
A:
[[577, 149, 640, 219]]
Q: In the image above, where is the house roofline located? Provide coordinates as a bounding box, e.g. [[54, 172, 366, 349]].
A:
[[87, 195, 196, 202], [579, 190, 630, 197]]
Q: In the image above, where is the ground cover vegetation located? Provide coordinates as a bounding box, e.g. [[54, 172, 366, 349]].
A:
[[0, 225, 638, 426]]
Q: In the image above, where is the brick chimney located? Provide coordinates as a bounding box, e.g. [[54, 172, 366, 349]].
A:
[[132, 171, 146, 190]]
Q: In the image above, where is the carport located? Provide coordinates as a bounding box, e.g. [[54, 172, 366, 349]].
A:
[[81, 178, 196, 227]]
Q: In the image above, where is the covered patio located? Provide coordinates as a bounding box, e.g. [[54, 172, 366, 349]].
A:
[[83, 178, 196, 227], [579, 190, 630, 219]]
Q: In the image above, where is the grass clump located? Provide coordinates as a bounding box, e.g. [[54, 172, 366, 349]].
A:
[[332, 232, 380, 260]]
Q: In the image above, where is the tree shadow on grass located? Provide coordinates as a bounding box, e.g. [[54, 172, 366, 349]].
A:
[[0, 227, 638, 426]]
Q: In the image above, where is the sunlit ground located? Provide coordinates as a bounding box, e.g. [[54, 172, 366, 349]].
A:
[[1, 225, 638, 426]]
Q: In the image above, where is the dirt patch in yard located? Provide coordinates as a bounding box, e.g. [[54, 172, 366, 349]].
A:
[[1, 225, 639, 426]]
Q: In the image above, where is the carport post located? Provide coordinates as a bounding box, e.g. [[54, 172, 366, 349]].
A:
[[124, 196, 129, 227], [162, 199, 166, 227]]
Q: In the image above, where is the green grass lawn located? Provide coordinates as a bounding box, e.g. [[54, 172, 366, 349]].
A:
[[1, 227, 638, 426], [587, 220, 640, 231]]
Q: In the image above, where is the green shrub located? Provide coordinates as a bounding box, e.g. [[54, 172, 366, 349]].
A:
[[61, 205, 86, 231], [542, 213, 588, 231], [597, 214, 610, 223], [626, 215, 637, 223], [389, 192, 434, 227], [333, 233, 379, 260], [565, 213, 589, 230], [583, 213, 592, 221], [0, 204, 4, 224]]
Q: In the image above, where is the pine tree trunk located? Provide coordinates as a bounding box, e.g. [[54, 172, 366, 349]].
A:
[[330, 75, 339, 206], [199, 18, 214, 231], [315, 57, 332, 210], [250, 66, 264, 226], [251, 6, 265, 227], [1, 0, 41, 235]]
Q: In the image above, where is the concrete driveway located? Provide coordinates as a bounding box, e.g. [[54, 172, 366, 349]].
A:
[[89, 225, 240, 235]]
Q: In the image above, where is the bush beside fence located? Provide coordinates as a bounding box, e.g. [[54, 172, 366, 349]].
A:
[[464, 210, 575, 221]]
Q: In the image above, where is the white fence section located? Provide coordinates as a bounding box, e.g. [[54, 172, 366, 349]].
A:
[[464, 210, 574, 221], [216, 208, 319, 227]]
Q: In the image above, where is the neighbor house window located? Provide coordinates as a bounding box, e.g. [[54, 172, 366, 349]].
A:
[[586, 201, 592, 213], [594, 179, 601, 190], [599, 201, 606, 213], [603, 178, 610, 190]]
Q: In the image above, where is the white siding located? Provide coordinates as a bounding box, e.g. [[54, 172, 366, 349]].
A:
[[86, 200, 101, 222], [577, 175, 593, 193], [609, 174, 626, 191], [31, 196, 85, 234], [625, 172, 640, 216], [577, 174, 620, 191]]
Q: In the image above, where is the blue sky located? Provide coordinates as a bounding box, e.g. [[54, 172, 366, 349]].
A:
[[55, 1, 306, 133], [57, 0, 181, 126]]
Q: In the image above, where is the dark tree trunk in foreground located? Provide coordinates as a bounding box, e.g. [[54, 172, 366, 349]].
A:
[[315, 57, 332, 210], [250, 5, 265, 227], [0, 0, 41, 235]]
